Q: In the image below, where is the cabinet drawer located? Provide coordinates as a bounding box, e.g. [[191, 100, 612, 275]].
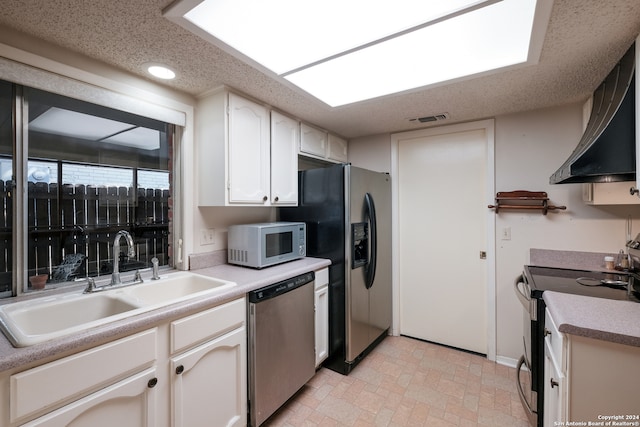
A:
[[170, 297, 245, 354], [10, 328, 157, 422], [545, 309, 564, 371]]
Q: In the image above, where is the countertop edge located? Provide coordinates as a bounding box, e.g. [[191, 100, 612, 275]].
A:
[[543, 291, 640, 347], [0, 257, 331, 373]]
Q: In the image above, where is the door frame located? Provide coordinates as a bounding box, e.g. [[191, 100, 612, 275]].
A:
[[390, 119, 496, 361]]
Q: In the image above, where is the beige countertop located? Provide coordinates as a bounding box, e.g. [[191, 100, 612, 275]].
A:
[[543, 290, 640, 347], [0, 257, 331, 373]]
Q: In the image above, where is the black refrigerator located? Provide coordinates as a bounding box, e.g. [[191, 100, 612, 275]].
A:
[[279, 163, 392, 374]]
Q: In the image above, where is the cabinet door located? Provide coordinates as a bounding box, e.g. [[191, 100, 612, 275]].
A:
[[544, 344, 563, 426], [543, 309, 565, 425], [300, 123, 327, 158], [328, 134, 348, 162], [227, 93, 270, 204], [271, 111, 299, 205], [171, 326, 247, 427], [315, 284, 329, 367], [21, 368, 157, 427]]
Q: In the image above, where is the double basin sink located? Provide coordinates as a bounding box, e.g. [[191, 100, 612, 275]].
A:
[[0, 272, 236, 347]]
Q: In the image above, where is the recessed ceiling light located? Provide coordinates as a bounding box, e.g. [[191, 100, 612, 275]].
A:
[[164, 0, 552, 106], [147, 64, 176, 80]]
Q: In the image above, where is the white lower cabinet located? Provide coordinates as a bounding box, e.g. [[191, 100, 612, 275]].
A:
[[543, 309, 565, 426], [545, 307, 640, 424], [314, 268, 329, 367], [21, 367, 158, 427], [2, 297, 247, 427], [543, 338, 564, 426], [565, 335, 640, 421], [170, 324, 246, 427]]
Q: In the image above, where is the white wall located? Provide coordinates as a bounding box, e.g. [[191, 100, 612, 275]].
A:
[[495, 103, 640, 360], [349, 103, 640, 362], [193, 207, 275, 253], [349, 133, 392, 173]]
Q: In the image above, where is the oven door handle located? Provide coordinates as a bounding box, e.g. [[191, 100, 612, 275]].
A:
[[516, 355, 538, 425], [514, 274, 537, 321]]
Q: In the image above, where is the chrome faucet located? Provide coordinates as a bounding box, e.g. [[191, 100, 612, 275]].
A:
[[111, 230, 136, 285]]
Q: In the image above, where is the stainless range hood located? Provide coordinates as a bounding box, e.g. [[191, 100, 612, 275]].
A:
[[550, 44, 636, 184]]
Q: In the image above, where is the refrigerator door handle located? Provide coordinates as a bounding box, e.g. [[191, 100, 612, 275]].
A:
[[364, 192, 377, 289]]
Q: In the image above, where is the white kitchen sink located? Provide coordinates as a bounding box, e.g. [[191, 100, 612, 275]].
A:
[[120, 272, 236, 306], [0, 272, 236, 347]]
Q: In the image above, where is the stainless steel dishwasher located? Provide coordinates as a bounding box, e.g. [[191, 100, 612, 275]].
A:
[[247, 271, 316, 427]]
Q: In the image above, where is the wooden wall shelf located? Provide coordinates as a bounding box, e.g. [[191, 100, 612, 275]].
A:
[[488, 191, 566, 215]]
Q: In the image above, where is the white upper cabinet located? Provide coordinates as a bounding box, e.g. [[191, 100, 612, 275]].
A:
[[227, 93, 270, 204], [196, 90, 297, 206], [300, 123, 348, 163], [582, 181, 640, 205], [328, 133, 348, 163], [300, 123, 328, 158], [271, 111, 299, 205]]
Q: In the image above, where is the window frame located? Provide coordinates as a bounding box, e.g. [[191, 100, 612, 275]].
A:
[[2, 82, 178, 297], [0, 52, 191, 299]]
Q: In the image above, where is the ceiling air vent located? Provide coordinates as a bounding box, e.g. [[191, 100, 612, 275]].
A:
[[409, 113, 450, 123]]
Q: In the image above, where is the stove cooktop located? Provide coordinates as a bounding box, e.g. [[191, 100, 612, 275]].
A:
[[524, 266, 640, 303]]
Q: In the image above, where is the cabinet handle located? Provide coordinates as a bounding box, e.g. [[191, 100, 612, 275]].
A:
[[274, 196, 279, 202], [176, 365, 185, 375], [544, 328, 551, 337], [147, 378, 158, 388], [263, 195, 268, 202], [550, 378, 559, 388]]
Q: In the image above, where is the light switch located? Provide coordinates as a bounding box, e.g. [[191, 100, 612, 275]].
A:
[[501, 227, 511, 240]]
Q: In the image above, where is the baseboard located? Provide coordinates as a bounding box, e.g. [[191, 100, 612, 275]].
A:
[[495, 355, 520, 368]]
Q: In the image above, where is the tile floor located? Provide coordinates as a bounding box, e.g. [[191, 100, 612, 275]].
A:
[[264, 336, 531, 426]]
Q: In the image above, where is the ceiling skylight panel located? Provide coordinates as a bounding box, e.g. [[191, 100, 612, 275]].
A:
[[180, 0, 499, 74], [285, 0, 538, 106]]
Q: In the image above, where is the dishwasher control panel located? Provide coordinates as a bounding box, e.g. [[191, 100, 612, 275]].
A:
[[248, 271, 315, 303]]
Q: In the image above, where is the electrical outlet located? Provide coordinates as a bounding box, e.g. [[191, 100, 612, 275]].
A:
[[501, 227, 511, 240], [200, 228, 216, 245]]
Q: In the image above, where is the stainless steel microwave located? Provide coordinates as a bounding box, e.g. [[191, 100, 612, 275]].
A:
[[227, 222, 306, 268]]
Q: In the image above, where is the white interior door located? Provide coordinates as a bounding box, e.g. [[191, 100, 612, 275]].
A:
[[397, 127, 488, 354]]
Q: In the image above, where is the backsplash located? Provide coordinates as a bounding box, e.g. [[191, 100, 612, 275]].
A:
[[188, 250, 227, 270], [530, 248, 620, 272]]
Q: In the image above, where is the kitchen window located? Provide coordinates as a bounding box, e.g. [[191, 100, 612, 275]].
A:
[[0, 80, 12, 297], [0, 80, 173, 297]]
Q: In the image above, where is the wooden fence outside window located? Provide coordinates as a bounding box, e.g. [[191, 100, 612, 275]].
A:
[[0, 181, 170, 294]]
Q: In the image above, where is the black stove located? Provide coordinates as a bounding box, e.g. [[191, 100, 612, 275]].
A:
[[525, 266, 640, 303]]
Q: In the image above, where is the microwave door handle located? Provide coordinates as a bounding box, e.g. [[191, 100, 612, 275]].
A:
[[364, 192, 377, 289]]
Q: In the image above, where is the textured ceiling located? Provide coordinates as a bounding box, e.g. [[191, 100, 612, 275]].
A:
[[0, 0, 639, 139]]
